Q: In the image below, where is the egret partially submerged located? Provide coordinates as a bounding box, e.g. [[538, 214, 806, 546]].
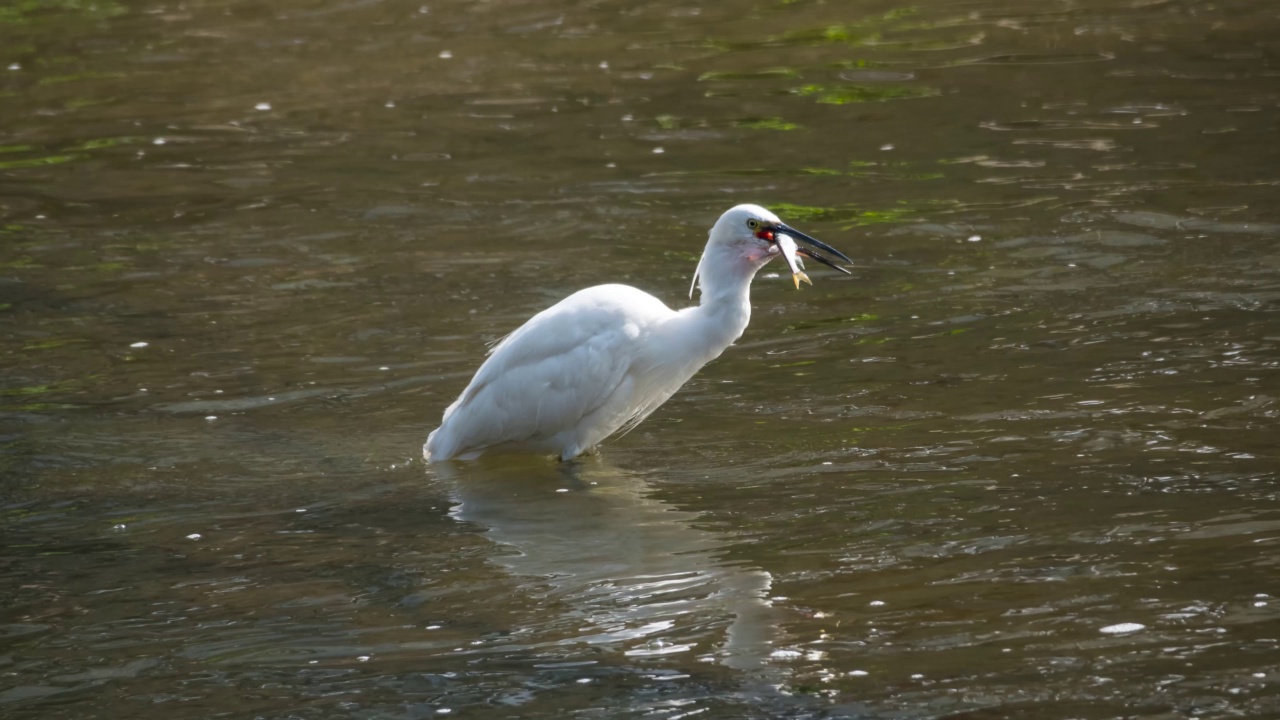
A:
[[424, 204, 852, 462]]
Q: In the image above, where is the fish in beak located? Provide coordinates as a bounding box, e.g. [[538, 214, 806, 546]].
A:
[[770, 223, 853, 289], [777, 234, 811, 289]]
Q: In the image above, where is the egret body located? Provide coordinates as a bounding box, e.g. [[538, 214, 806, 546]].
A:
[[424, 204, 851, 462]]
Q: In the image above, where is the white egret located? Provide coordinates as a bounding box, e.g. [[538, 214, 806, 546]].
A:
[[424, 204, 852, 462]]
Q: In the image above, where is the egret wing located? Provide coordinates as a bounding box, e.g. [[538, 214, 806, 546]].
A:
[[436, 285, 667, 455]]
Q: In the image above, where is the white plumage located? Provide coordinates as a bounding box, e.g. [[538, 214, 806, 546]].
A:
[[424, 204, 850, 462]]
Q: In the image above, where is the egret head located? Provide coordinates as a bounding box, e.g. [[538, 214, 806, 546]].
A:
[[691, 204, 852, 298]]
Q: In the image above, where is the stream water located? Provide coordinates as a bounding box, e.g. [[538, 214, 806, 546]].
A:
[[2, 0, 1278, 717]]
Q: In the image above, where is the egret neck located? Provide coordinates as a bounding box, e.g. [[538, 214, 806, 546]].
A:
[[678, 233, 768, 360]]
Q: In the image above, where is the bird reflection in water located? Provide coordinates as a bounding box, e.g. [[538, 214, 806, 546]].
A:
[[431, 456, 779, 672]]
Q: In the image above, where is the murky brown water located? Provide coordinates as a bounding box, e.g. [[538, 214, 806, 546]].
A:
[[3, 0, 1279, 717]]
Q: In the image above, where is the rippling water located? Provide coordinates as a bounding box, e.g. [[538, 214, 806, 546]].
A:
[[2, 0, 1278, 717]]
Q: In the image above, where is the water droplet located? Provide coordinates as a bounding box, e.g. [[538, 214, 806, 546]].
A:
[[254, 102, 272, 111], [968, 235, 982, 242], [7, 63, 20, 71], [911, 673, 925, 680], [153, 137, 166, 145], [385, 100, 396, 108], [186, 533, 202, 540], [880, 143, 895, 151], [439, 50, 453, 59], [653, 147, 665, 154], [357, 655, 371, 662], [869, 600, 885, 606], [205, 415, 217, 421], [847, 670, 869, 677], [599, 61, 609, 70], [112, 523, 127, 531]]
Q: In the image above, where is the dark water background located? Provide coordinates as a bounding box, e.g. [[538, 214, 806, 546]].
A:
[[2, 0, 1278, 717]]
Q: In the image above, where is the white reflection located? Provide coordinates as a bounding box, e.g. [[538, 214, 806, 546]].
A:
[[433, 456, 778, 671]]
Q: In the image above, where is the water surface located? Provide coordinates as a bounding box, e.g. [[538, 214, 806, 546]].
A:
[[2, 0, 1279, 717]]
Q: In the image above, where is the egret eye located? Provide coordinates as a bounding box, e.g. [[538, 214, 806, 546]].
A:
[[747, 218, 759, 229]]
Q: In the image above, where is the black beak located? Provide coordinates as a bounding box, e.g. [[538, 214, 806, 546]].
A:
[[776, 223, 854, 275]]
